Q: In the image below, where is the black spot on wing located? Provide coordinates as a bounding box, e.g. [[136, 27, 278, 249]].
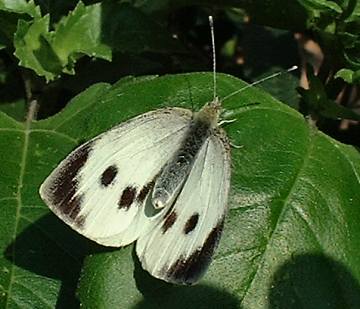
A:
[[164, 218, 224, 285], [137, 180, 155, 203], [119, 186, 137, 210], [49, 141, 93, 217], [100, 165, 118, 186], [184, 213, 199, 234], [162, 211, 177, 233]]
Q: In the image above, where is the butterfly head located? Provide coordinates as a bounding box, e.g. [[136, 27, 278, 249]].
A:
[[194, 97, 221, 128]]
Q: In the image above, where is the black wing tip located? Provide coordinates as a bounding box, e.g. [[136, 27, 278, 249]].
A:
[[39, 141, 94, 227], [161, 218, 224, 285]]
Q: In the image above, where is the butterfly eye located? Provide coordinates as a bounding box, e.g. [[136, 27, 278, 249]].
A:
[[100, 165, 118, 187]]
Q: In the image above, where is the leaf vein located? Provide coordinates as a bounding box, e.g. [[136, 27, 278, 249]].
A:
[[0, 197, 17, 202], [239, 128, 313, 304], [5, 102, 36, 309], [11, 280, 54, 308], [31, 128, 78, 144]]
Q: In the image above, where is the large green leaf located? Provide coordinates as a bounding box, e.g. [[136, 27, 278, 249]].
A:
[[0, 84, 111, 308], [1, 73, 359, 308]]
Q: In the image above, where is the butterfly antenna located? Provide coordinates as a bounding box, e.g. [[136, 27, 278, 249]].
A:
[[222, 65, 298, 102], [209, 16, 217, 100], [186, 77, 195, 112]]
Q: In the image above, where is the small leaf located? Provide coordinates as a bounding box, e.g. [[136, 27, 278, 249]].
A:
[[0, 0, 41, 17], [50, 1, 112, 66], [335, 68, 360, 84], [0, 0, 40, 47], [298, 0, 343, 13], [298, 66, 360, 120], [344, 0, 360, 22], [14, 17, 62, 81], [13, 2, 184, 81]]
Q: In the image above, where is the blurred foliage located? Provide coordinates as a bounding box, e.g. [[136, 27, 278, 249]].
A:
[[0, 0, 359, 143]]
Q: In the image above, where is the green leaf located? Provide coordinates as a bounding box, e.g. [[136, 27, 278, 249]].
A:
[[0, 0, 40, 17], [50, 1, 112, 68], [298, 0, 343, 14], [0, 84, 111, 308], [0, 0, 40, 47], [344, 45, 360, 70], [77, 74, 360, 308], [1, 73, 359, 307], [298, 66, 360, 121], [14, 16, 63, 81], [0, 99, 26, 121], [13, 2, 184, 81], [344, 0, 360, 22], [335, 68, 360, 84]]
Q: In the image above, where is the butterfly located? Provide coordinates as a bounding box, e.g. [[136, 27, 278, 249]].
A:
[[39, 15, 296, 284], [39, 91, 231, 285], [39, 15, 233, 285]]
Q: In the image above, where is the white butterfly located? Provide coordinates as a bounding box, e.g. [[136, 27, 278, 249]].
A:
[[39, 15, 233, 286], [39, 16, 296, 284], [39, 94, 230, 284]]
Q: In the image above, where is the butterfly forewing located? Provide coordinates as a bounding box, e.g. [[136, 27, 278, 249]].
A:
[[39, 14, 237, 285], [40, 107, 192, 246], [136, 129, 231, 284]]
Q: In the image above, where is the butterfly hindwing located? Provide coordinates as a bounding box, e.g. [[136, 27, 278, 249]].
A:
[[40, 107, 192, 246], [39, 14, 237, 285], [136, 128, 231, 284]]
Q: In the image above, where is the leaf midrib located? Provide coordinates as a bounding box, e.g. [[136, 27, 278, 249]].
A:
[[5, 103, 35, 308]]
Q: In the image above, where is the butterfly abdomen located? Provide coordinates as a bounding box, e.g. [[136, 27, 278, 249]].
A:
[[152, 104, 219, 209]]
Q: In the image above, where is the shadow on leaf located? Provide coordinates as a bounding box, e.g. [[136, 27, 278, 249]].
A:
[[4, 213, 112, 308], [132, 249, 240, 309], [269, 253, 360, 308]]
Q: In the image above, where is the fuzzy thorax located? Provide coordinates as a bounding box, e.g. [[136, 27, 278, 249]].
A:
[[194, 97, 221, 128]]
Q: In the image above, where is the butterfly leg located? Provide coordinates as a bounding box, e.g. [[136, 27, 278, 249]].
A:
[[229, 130, 242, 149], [230, 141, 242, 149], [218, 118, 237, 126]]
